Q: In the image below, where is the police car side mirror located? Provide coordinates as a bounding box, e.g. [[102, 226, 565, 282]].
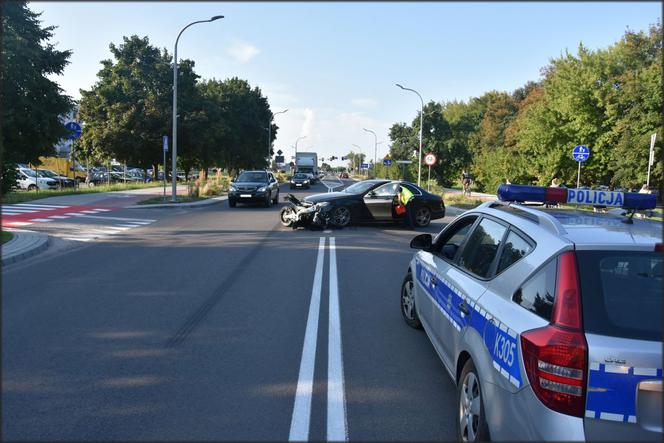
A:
[[410, 234, 432, 251]]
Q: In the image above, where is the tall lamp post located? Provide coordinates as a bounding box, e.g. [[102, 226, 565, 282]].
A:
[[172, 15, 223, 202], [352, 143, 364, 176], [396, 83, 424, 186], [362, 128, 377, 178], [293, 135, 306, 172], [267, 108, 288, 167]]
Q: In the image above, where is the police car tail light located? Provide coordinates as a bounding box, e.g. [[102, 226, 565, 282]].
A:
[[520, 251, 587, 418]]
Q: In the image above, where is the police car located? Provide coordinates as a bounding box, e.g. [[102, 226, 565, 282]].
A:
[[401, 184, 662, 441]]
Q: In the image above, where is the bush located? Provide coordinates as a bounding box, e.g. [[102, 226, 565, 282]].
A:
[[1, 162, 18, 196]]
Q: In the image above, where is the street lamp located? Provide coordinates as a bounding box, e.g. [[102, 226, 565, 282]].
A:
[[267, 108, 288, 166], [363, 128, 377, 178], [293, 136, 306, 172], [396, 83, 424, 186], [171, 15, 223, 202]]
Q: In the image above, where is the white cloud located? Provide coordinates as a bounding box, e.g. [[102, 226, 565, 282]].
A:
[[300, 108, 315, 139], [350, 98, 378, 108], [226, 40, 260, 64]]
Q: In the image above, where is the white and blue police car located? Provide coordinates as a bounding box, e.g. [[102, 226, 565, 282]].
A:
[[401, 184, 662, 441]]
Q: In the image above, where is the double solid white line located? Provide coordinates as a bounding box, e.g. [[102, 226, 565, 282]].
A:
[[289, 237, 347, 442]]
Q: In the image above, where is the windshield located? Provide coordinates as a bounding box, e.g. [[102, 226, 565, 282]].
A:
[[237, 171, 267, 182], [293, 174, 308, 179], [344, 181, 381, 194], [37, 169, 57, 178], [577, 250, 662, 341], [20, 169, 37, 178]]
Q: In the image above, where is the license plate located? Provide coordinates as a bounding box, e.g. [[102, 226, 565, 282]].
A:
[[240, 194, 252, 198], [296, 184, 302, 187]]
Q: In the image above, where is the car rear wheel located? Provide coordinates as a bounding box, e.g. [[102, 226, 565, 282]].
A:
[[457, 359, 490, 442], [400, 272, 422, 329], [279, 206, 294, 226], [414, 206, 431, 227], [27, 184, 37, 191], [332, 206, 351, 227]]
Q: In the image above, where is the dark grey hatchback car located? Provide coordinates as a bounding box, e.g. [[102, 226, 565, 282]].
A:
[[228, 170, 280, 207]]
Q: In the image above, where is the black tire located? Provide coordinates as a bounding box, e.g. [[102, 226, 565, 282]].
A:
[[273, 190, 279, 204], [331, 206, 352, 227], [228, 198, 237, 208], [290, 185, 294, 189], [457, 359, 490, 442], [264, 192, 272, 208], [279, 206, 294, 227], [414, 206, 432, 227], [400, 272, 422, 329], [27, 184, 37, 191]]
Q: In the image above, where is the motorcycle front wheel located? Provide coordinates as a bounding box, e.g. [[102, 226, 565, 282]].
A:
[[279, 206, 295, 227]]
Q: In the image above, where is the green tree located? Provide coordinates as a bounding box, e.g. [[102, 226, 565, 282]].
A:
[[1, 1, 74, 193], [78, 35, 199, 177]]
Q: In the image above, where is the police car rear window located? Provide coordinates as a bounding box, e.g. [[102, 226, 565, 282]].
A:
[[577, 251, 662, 342]]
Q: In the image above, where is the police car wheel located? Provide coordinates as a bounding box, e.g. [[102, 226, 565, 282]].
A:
[[414, 206, 431, 227], [400, 273, 422, 329], [457, 359, 490, 442]]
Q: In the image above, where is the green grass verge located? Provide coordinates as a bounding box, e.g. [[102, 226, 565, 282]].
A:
[[136, 195, 210, 205], [2, 231, 13, 244], [2, 182, 170, 205]]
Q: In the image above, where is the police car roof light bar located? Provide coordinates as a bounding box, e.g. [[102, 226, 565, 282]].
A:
[[497, 184, 656, 210]]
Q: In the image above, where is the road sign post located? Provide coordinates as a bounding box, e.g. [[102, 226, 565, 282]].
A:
[[647, 133, 656, 187], [423, 153, 437, 192], [163, 135, 169, 200], [65, 122, 82, 186], [572, 145, 589, 188]]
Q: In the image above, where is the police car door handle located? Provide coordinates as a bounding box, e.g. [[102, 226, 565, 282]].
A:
[[459, 302, 470, 316], [430, 276, 438, 287]]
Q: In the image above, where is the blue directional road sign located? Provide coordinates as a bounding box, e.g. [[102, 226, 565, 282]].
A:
[[65, 121, 82, 140], [572, 145, 589, 162], [383, 159, 392, 166], [361, 163, 369, 169]]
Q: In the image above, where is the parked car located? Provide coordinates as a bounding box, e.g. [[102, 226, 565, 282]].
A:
[[402, 184, 661, 441], [228, 170, 280, 207], [303, 179, 445, 227], [36, 168, 77, 187], [15, 167, 58, 190]]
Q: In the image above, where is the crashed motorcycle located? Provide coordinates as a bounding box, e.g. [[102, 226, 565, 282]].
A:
[[279, 193, 334, 229]]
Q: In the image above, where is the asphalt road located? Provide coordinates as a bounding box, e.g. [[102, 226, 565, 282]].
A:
[[2, 179, 462, 441]]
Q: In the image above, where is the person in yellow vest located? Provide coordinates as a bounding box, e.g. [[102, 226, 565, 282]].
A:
[[397, 184, 415, 228]]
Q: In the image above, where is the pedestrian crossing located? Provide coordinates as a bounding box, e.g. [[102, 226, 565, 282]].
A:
[[2, 203, 112, 227], [55, 218, 157, 242]]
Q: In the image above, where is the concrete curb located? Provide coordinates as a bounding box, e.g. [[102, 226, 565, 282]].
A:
[[2, 229, 50, 265], [125, 195, 228, 209]]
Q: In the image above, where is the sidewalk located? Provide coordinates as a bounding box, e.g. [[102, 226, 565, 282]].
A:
[[126, 195, 228, 209], [2, 229, 50, 265]]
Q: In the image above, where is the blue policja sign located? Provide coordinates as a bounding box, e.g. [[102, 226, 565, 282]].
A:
[[573, 145, 590, 162], [65, 121, 82, 140], [383, 159, 392, 166], [361, 163, 369, 169]]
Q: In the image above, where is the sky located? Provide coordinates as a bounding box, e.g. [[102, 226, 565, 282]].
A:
[[30, 1, 661, 167]]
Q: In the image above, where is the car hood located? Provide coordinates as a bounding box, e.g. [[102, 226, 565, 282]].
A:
[[232, 181, 268, 187], [304, 191, 351, 203]]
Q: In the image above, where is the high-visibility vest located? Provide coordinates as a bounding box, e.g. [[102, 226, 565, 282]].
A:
[[399, 186, 414, 205]]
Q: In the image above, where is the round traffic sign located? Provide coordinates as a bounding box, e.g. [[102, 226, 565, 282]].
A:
[[572, 145, 589, 162], [65, 121, 82, 140], [424, 152, 437, 166]]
